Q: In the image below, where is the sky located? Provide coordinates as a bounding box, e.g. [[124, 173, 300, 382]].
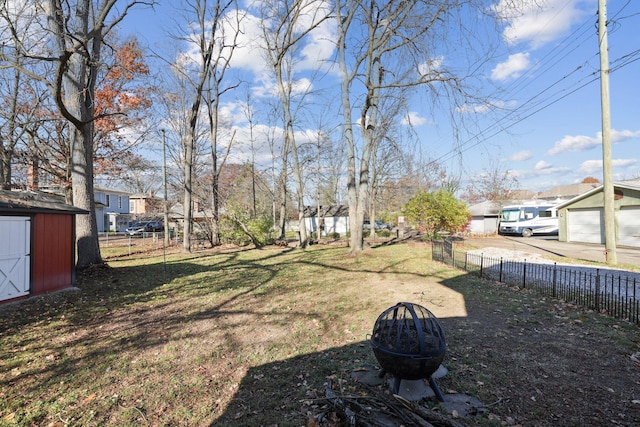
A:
[[118, 0, 640, 195]]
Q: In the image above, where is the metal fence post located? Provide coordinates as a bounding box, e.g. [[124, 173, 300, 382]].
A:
[[595, 268, 600, 312], [480, 253, 484, 279], [522, 259, 527, 288], [552, 263, 557, 298], [499, 258, 503, 282]]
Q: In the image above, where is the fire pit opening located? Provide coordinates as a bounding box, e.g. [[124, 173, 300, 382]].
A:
[[370, 302, 446, 401]]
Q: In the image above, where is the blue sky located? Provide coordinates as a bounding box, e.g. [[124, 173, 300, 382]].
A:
[[461, 0, 640, 192], [119, 0, 640, 194]]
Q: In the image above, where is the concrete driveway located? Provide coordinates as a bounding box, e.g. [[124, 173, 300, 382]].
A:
[[463, 235, 639, 267]]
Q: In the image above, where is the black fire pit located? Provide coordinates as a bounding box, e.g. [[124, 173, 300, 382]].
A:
[[370, 302, 446, 401]]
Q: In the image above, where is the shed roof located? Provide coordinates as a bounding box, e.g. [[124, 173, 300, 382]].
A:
[[0, 190, 88, 215], [555, 181, 640, 209]]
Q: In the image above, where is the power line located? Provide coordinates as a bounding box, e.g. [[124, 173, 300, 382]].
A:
[[429, 46, 635, 169], [429, 3, 639, 170]]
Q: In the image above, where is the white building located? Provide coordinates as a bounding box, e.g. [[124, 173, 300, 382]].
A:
[[94, 187, 131, 232]]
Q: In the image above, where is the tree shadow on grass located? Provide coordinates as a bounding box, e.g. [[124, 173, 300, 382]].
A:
[[214, 268, 640, 427], [3, 243, 638, 426], [212, 340, 403, 426]]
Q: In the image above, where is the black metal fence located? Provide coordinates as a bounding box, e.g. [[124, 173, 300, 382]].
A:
[[432, 240, 640, 325]]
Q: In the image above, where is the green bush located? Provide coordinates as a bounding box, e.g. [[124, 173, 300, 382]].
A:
[[247, 216, 276, 246], [328, 231, 341, 239], [402, 189, 470, 238], [218, 216, 276, 246], [219, 218, 250, 246]]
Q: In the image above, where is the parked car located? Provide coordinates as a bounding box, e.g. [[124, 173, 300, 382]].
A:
[[126, 221, 151, 236], [375, 221, 392, 230], [147, 220, 164, 231], [363, 220, 392, 230]]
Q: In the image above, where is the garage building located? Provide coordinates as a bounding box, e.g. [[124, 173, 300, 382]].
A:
[[556, 180, 640, 248]]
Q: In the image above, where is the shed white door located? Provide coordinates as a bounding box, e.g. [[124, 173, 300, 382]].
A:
[[618, 207, 640, 248], [0, 216, 31, 301], [568, 209, 604, 244]]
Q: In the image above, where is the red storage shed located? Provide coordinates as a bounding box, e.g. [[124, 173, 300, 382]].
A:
[[0, 190, 87, 304]]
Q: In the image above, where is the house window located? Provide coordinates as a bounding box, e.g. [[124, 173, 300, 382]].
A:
[[130, 200, 136, 213], [105, 194, 110, 207]]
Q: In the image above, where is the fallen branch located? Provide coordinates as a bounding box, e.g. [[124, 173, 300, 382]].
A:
[[324, 381, 356, 426], [318, 378, 467, 427], [393, 394, 465, 427]]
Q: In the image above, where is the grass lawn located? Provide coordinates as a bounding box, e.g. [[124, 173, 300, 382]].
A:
[[1, 241, 639, 426]]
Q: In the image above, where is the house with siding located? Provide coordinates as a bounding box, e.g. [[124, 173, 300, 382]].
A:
[[129, 193, 163, 216], [94, 187, 132, 232]]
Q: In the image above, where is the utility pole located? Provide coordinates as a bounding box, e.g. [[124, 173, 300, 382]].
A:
[[162, 129, 170, 247], [598, 0, 617, 265]]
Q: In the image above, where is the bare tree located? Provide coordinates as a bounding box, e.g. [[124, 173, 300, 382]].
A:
[[258, 0, 330, 247], [461, 161, 519, 205], [156, 67, 210, 244], [168, 0, 238, 251], [44, 0, 154, 267], [336, 0, 495, 252], [202, 0, 241, 246], [0, 2, 51, 189]]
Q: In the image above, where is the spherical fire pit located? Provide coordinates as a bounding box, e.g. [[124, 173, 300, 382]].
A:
[[370, 302, 446, 400]]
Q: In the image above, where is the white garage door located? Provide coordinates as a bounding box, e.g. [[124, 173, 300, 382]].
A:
[[568, 209, 604, 244], [618, 207, 640, 248], [0, 216, 31, 301]]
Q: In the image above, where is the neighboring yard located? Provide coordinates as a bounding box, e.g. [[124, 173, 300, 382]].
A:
[[1, 240, 639, 426]]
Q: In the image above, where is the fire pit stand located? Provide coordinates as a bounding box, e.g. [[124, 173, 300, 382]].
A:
[[370, 302, 447, 401]]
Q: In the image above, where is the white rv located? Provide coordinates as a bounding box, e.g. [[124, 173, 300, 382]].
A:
[[498, 203, 559, 237]]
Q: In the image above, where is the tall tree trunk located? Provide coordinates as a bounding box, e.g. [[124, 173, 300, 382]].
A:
[[0, 146, 10, 190], [71, 124, 101, 266], [55, 0, 104, 267], [183, 130, 194, 252], [207, 85, 221, 247], [337, 5, 364, 252], [278, 153, 288, 239]]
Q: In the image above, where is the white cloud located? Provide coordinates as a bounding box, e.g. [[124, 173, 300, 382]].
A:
[[548, 134, 600, 155], [492, 0, 589, 49], [456, 99, 518, 114], [548, 129, 640, 155], [401, 112, 427, 126], [229, 11, 270, 76], [510, 164, 571, 179], [418, 56, 444, 81], [225, 121, 285, 166], [579, 158, 638, 174], [535, 160, 552, 170], [0, 2, 54, 57], [510, 150, 533, 161], [175, 3, 335, 99], [296, 5, 336, 71], [612, 129, 640, 143], [491, 52, 530, 81]]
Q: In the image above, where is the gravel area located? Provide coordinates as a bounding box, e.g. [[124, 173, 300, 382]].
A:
[[465, 246, 640, 299]]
